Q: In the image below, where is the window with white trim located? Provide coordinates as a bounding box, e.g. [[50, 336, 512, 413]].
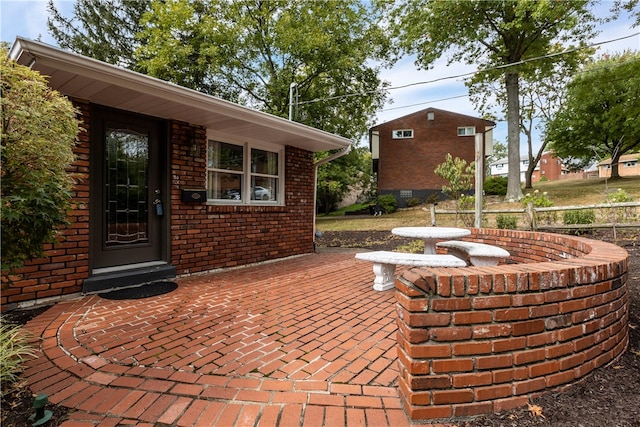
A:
[[392, 129, 414, 139], [207, 140, 282, 204], [457, 126, 475, 136]]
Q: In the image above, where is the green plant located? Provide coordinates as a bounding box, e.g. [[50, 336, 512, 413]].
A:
[[377, 194, 397, 214], [606, 188, 636, 223], [496, 214, 518, 229], [405, 197, 422, 208], [563, 209, 595, 234], [0, 319, 37, 390], [607, 188, 633, 203], [1, 50, 80, 272], [434, 154, 475, 200], [522, 190, 556, 225], [457, 194, 477, 227], [484, 176, 508, 196]]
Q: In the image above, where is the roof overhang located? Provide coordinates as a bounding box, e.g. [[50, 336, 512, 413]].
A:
[[9, 37, 352, 152]]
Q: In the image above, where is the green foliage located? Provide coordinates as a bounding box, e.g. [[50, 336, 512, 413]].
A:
[[496, 214, 518, 230], [405, 197, 422, 208], [522, 189, 555, 225], [434, 154, 475, 200], [47, 0, 151, 69], [484, 176, 508, 196], [457, 194, 477, 227], [316, 146, 373, 214], [377, 194, 397, 214], [1, 50, 79, 272], [521, 190, 553, 208], [389, 0, 597, 201], [135, 0, 390, 140], [606, 188, 637, 223], [0, 318, 37, 389], [563, 209, 596, 232], [546, 52, 640, 179], [607, 188, 634, 203]]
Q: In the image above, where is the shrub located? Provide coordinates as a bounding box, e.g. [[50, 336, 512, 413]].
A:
[[606, 188, 633, 203], [1, 50, 79, 272], [484, 176, 508, 196], [405, 197, 422, 208], [522, 190, 556, 225], [563, 209, 596, 234], [496, 214, 518, 229], [434, 154, 475, 199], [0, 318, 37, 390], [377, 194, 397, 214], [457, 194, 476, 227], [563, 209, 596, 225]]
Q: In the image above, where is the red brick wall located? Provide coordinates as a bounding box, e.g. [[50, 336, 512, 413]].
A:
[[395, 229, 629, 421], [373, 109, 490, 191], [2, 109, 316, 311], [1, 101, 91, 310], [169, 121, 315, 275]]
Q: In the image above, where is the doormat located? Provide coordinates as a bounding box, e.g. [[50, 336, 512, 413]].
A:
[[99, 281, 178, 300]]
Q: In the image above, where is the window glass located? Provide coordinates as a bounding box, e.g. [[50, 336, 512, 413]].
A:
[[251, 148, 279, 201], [251, 176, 277, 201], [457, 127, 475, 136], [208, 171, 243, 200], [252, 149, 278, 175], [208, 141, 243, 171], [207, 140, 281, 204]]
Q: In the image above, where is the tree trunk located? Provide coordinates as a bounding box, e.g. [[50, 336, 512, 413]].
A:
[[505, 71, 524, 200], [611, 150, 622, 179]]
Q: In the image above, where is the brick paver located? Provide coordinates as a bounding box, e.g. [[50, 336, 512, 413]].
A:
[[21, 251, 450, 426]]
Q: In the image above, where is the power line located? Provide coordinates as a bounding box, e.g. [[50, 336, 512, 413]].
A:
[[295, 31, 640, 107]]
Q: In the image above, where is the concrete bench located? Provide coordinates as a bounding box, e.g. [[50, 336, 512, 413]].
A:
[[436, 241, 510, 267], [355, 251, 467, 291]]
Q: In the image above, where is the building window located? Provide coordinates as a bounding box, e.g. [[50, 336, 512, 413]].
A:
[[457, 126, 475, 136], [624, 160, 638, 167], [392, 129, 414, 139], [207, 140, 281, 204], [400, 190, 412, 198]]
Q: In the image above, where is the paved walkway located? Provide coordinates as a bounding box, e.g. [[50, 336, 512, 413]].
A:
[[22, 251, 446, 426]]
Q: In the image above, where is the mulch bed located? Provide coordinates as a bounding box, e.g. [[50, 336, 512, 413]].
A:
[[2, 230, 638, 426]]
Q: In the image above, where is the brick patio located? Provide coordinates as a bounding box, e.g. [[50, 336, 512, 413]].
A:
[[21, 250, 446, 426]]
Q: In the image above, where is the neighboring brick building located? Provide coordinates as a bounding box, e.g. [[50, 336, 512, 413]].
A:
[[490, 151, 567, 183], [369, 108, 495, 207], [2, 38, 351, 311]]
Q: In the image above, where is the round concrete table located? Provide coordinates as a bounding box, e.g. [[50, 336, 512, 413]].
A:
[[391, 226, 471, 254]]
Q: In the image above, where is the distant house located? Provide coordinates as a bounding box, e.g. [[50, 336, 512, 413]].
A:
[[3, 38, 351, 310], [490, 151, 577, 183], [368, 108, 495, 207], [599, 153, 640, 178]]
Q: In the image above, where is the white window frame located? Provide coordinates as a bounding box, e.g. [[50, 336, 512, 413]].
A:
[[392, 129, 414, 139], [206, 131, 284, 205], [457, 126, 475, 136]]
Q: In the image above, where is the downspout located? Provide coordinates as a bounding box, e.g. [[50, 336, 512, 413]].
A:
[[313, 144, 352, 252]]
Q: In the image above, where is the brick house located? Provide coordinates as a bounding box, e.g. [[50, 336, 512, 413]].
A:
[[2, 38, 351, 311], [369, 108, 495, 207], [598, 153, 640, 178], [490, 151, 566, 183]]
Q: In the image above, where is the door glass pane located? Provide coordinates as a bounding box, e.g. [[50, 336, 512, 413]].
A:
[[105, 128, 149, 246]]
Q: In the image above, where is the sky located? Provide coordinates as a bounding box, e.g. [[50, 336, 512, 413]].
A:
[[1, 0, 639, 153]]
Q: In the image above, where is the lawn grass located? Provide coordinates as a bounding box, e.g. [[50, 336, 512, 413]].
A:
[[316, 176, 640, 232]]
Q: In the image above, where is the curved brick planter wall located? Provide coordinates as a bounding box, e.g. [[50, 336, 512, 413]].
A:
[[395, 229, 629, 421]]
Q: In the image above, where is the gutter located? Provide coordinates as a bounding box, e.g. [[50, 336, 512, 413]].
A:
[[312, 144, 352, 252]]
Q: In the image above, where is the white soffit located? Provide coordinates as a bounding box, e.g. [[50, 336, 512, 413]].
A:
[[9, 37, 352, 152]]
